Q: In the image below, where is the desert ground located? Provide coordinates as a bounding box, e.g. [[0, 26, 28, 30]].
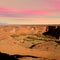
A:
[[0, 25, 60, 60]]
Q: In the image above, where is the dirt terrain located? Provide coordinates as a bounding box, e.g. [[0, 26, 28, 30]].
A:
[[0, 25, 60, 60]]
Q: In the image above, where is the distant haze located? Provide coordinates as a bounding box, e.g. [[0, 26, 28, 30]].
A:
[[0, 17, 60, 25]]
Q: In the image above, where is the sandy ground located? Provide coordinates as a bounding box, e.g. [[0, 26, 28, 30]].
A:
[[0, 26, 60, 60]]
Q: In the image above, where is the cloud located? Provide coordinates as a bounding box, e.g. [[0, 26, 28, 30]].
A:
[[0, 7, 60, 18], [0, 0, 60, 18]]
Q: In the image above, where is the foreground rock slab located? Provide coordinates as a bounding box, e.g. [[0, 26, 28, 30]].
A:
[[0, 39, 60, 60]]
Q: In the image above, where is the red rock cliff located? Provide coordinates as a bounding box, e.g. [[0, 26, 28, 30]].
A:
[[0, 25, 47, 34]]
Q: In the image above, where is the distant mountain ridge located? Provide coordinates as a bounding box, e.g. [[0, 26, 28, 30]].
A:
[[0, 22, 8, 25]]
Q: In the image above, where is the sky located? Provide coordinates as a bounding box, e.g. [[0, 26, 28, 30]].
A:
[[0, 0, 60, 24]]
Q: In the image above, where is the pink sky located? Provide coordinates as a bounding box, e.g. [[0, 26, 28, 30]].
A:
[[0, 7, 59, 18], [0, 0, 60, 18]]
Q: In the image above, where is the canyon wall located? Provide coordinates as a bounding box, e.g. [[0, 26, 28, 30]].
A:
[[0, 25, 47, 34]]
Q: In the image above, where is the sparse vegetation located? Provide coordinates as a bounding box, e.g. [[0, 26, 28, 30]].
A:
[[10, 34, 20, 38], [10, 33, 58, 48]]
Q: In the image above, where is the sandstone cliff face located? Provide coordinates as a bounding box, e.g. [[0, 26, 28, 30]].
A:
[[0, 25, 47, 34]]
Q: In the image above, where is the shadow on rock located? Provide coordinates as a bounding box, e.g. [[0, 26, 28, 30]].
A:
[[43, 26, 60, 39], [0, 52, 39, 60]]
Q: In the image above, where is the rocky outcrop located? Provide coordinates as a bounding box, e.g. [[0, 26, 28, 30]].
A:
[[0, 25, 47, 34], [43, 26, 60, 39]]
